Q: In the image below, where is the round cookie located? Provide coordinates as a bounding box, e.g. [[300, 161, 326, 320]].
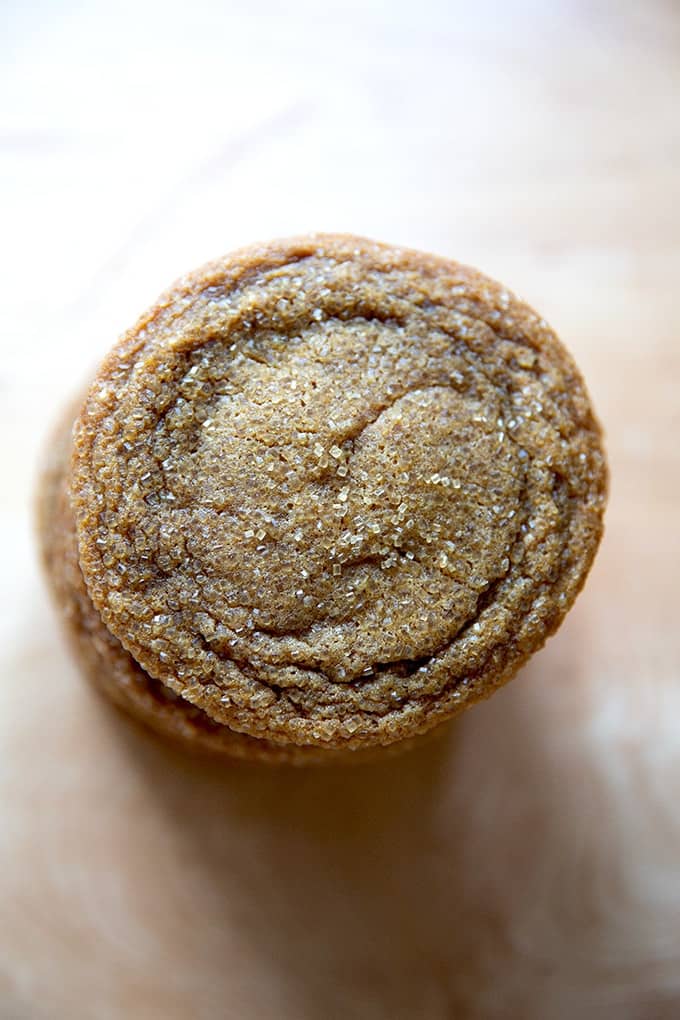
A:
[[60, 234, 605, 756]]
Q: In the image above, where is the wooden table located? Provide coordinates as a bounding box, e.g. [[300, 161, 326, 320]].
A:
[[2, 1, 679, 1017]]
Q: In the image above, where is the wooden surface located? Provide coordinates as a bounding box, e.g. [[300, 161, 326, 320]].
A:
[[2, 1, 680, 1017]]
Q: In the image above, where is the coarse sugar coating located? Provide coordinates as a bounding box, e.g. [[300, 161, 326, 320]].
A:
[[64, 234, 606, 755]]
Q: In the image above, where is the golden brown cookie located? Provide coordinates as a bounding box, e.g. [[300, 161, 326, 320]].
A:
[[40, 234, 607, 760]]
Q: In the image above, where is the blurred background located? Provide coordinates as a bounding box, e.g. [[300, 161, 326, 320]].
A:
[[1, 1, 679, 1018]]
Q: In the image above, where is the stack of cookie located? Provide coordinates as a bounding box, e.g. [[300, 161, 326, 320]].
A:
[[37, 235, 607, 763]]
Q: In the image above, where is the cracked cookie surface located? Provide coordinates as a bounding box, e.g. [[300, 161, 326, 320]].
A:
[[71, 234, 607, 751]]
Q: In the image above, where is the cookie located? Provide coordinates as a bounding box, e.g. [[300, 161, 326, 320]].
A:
[[41, 234, 607, 759]]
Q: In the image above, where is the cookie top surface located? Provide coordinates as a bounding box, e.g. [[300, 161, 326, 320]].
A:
[[72, 234, 606, 748]]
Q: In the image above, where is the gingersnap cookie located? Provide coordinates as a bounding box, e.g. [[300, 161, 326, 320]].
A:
[[41, 234, 606, 759]]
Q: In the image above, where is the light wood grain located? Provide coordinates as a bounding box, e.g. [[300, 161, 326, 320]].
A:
[[2, 1, 680, 1017]]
